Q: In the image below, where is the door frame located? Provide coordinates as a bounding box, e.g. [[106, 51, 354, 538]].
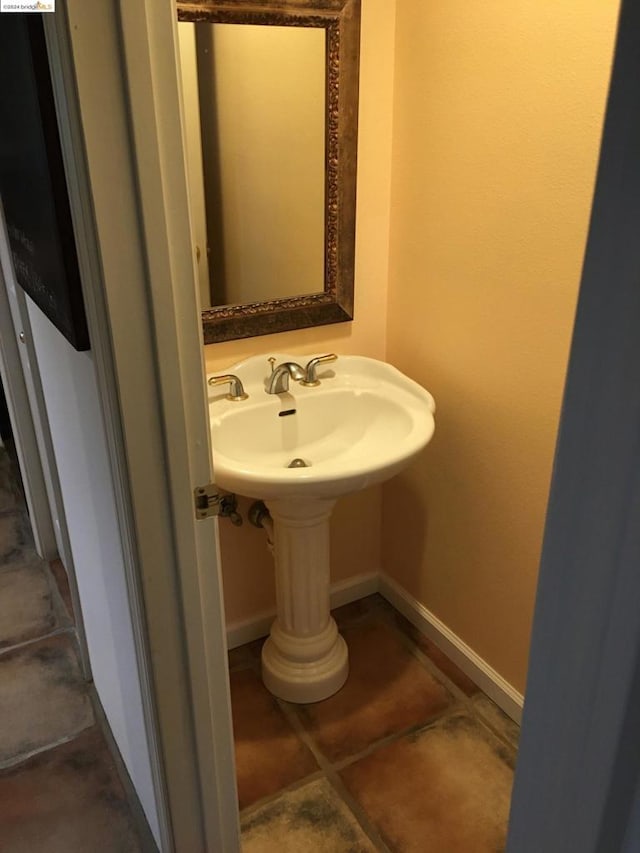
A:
[[49, 0, 640, 851], [44, 4, 239, 851]]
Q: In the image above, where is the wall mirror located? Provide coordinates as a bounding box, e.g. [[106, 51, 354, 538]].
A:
[[177, 0, 361, 343]]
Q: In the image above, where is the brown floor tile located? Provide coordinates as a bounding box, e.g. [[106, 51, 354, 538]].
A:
[[0, 561, 67, 650], [341, 714, 514, 853], [0, 450, 22, 514], [472, 694, 520, 750], [0, 634, 94, 765], [0, 726, 143, 852], [228, 644, 254, 671], [228, 637, 264, 671], [48, 560, 75, 624], [241, 777, 375, 852], [231, 668, 318, 809], [295, 620, 451, 762], [331, 594, 381, 629], [393, 612, 480, 696], [0, 494, 15, 516], [0, 512, 34, 565]]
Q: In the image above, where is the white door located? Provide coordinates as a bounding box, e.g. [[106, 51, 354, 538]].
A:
[[0, 227, 91, 677], [47, 3, 240, 850], [0, 225, 58, 561]]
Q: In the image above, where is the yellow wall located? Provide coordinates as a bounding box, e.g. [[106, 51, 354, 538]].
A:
[[205, 0, 396, 625], [204, 0, 618, 691], [383, 0, 618, 691]]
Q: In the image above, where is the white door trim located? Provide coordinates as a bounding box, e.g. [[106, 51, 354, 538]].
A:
[[114, 3, 239, 846], [53, 3, 239, 850]]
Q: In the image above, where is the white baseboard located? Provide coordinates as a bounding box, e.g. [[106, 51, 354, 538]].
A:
[[226, 569, 524, 725], [225, 571, 379, 651], [379, 573, 524, 724]]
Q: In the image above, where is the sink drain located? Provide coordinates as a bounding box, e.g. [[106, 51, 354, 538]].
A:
[[287, 457, 310, 468]]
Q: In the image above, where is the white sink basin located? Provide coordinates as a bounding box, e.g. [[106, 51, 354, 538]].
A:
[[209, 354, 435, 500]]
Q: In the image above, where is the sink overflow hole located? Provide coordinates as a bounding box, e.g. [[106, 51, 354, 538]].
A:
[[279, 409, 297, 417], [288, 458, 310, 468]]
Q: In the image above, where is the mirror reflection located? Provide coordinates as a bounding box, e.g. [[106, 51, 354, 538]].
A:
[[178, 22, 326, 310]]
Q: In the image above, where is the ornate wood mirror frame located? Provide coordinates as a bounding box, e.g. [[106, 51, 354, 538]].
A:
[[177, 0, 361, 343]]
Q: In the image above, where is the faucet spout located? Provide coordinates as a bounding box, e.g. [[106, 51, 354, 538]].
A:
[[266, 361, 305, 394]]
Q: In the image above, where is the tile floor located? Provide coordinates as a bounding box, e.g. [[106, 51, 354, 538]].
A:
[[230, 596, 519, 852], [0, 439, 519, 851], [0, 444, 149, 852]]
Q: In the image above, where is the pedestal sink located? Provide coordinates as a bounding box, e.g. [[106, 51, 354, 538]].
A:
[[209, 354, 436, 703]]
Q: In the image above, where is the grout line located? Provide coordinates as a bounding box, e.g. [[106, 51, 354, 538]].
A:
[[42, 560, 74, 629], [382, 610, 471, 703], [381, 609, 520, 757], [275, 698, 392, 852], [467, 700, 520, 758], [275, 699, 329, 770], [0, 506, 27, 519], [0, 557, 73, 656], [324, 773, 394, 853], [238, 770, 327, 821], [0, 625, 77, 659], [229, 657, 329, 824], [0, 549, 42, 573], [0, 721, 95, 772], [329, 705, 468, 776], [382, 610, 520, 751]]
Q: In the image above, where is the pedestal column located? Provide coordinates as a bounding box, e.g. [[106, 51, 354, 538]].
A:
[[261, 497, 348, 703]]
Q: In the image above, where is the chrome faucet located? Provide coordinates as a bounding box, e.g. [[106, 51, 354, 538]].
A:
[[266, 360, 305, 394]]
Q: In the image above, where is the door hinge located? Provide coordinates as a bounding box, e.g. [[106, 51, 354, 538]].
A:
[[194, 485, 243, 525], [194, 484, 223, 520]]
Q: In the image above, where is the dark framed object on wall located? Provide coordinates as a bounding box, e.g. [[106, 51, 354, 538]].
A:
[[177, 0, 361, 343], [0, 16, 89, 351]]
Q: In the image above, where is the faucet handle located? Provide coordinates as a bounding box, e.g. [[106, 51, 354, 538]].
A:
[[208, 373, 248, 401], [301, 353, 338, 387]]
